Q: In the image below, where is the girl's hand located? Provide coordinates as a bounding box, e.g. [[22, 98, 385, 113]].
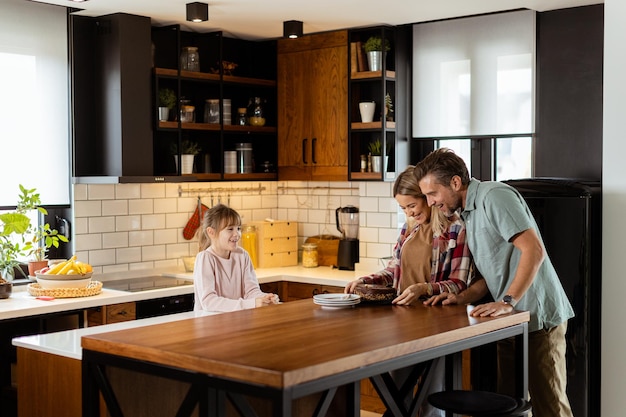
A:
[[255, 293, 280, 307]]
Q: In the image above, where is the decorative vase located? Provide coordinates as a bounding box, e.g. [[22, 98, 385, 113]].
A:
[[359, 102, 376, 123], [371, 155, 383, 173], [367, 51, 383, 72], [158, 107, 170, 122], [0, 281, 12, 299]]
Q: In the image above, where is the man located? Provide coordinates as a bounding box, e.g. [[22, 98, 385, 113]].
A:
[[414, 148, 574, 417]]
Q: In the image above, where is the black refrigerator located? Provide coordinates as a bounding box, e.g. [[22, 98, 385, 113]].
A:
[[503, 178, 601, 417]]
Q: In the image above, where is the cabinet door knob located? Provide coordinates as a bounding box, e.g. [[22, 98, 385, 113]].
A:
[[312, 288, 319, 296], [312, 137, 317, 164], [302, 138, 308, 164]]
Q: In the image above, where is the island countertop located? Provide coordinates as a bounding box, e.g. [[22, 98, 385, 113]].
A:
[[1, 265, 370, 321]]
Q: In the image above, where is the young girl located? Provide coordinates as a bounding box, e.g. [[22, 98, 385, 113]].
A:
[[193, 204, 279, 312]]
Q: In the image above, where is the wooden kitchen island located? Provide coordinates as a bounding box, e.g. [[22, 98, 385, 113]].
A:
[[82, 300, 530, 417]]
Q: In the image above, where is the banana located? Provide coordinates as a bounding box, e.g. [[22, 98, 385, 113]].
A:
[[45, 258, 70, 274]]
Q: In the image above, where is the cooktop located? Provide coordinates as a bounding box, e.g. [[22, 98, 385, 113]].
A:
[[102, 276, 193, 293]]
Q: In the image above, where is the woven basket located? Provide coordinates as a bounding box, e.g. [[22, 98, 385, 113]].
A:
[[27, 281, 103, 298]]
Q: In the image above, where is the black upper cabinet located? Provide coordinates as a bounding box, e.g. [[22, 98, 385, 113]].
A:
[[152, 26, 277, 181], [71, 13, 156, 181]]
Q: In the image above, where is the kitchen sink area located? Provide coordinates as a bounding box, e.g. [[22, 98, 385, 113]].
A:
[[100, 275, 193, 293]]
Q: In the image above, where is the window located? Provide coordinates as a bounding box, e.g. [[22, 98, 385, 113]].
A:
[[0, 0, 70, 206], [412, 10, 535, 180]]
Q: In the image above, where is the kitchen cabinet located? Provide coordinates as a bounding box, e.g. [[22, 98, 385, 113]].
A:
[[285, 282, 343, 302], [348, 26, 404, 181], [85, 302, 136, 326], [277, 31, 349, 181], [152, 26, 278, 181]]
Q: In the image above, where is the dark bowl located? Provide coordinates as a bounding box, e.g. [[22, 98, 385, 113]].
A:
[[0, 281, 13, 299]]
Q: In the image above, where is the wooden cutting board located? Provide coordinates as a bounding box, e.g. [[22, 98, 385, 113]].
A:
[[304, 235, 340, 267]]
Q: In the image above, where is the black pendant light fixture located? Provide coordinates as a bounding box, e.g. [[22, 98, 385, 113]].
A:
[[186, 2, 208, 23], [283, 20, 303, 39]]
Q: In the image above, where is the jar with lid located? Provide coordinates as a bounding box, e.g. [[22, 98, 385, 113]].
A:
[[204, 99, 220, 124], [240, 225, 258, 268], [302, 243, 319, 268], [180, 46, 200, 72], [247, 97, 266, 126], [237, 107, 247, 125], [179, 99, 195, 123]]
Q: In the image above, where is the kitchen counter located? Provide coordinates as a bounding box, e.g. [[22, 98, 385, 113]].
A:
[[0, 265, 369, 321]]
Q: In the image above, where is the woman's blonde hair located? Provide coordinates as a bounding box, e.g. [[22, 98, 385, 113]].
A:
[[198, 204, 242, 251], [393, 165, 450, 237]]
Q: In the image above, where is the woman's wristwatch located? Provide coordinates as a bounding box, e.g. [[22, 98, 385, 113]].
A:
[[502, 294, 518, 307]]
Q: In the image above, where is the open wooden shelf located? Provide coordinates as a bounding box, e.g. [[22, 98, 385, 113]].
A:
[[155, 68, 276, 87], [351, 121, 396, 130], [350, 70, 395, 80]]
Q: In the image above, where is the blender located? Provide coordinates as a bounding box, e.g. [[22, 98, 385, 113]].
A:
[[335, 206, 359, 270]]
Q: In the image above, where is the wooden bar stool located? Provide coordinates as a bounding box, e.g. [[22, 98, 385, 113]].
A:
[[428, 390, 531, 417]]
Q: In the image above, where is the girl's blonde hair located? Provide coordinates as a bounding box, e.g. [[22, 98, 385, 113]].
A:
[[393, 165, 450, 237], [198, 204, 242, 251]]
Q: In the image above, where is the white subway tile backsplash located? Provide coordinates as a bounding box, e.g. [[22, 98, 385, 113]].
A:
[[129, 199, 154, 215], [116, 247, 142, 264], [102, 200, 128, 216], [116, 184, 141, 199], [154, 198, 178, 213], [74, 200, 102, 218], [140, 183, 166, 198], [142, 245, 166, 261], [141, 214, 166, 230], [72, 181, 402, 270], [88, 217, 115, 233], [129, 230, 154, 247], [88, 184, 116, 200], [102, 232, 129, 249], [116, 215, 142, 231]]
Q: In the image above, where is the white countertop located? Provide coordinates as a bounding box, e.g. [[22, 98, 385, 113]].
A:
[[12, 310, 217, 360], [1, 265, 367, 321], [10, 265, 369, 360]]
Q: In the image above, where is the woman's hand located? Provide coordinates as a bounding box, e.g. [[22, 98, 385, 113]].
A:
[[344, 279, 363, 294], [423, 292, 459, 306], [392, 283, 426, 306]]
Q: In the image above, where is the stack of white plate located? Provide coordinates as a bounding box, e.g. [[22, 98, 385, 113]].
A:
[[313, 293, 361, 309]]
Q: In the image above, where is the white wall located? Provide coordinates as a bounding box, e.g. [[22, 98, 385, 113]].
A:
[[603, 0, 626, 414]]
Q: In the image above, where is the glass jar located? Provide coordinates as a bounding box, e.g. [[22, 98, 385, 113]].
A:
[[302, 243, 319, 268], [204, 99, 220, 124], [240, 225, 258, 268], [237, 107, 247, 125], [180, 46, 200, 72], [247, 97, 266, 126], [179, 99, 195, 123]]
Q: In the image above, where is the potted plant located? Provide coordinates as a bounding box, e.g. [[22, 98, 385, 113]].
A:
[[384, 93, 394, 122], [363, 36, 391, 72], [158, 88, 177, 121], [171, 140, 201, 174]]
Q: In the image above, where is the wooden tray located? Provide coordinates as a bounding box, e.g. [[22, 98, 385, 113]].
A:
[[27, 281, 103, 298]]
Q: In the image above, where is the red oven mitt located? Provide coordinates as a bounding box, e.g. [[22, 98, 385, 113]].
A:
[[183, 204, 210, 240]]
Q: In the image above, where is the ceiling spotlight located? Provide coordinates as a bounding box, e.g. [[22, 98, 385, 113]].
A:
[[283, 20, 303, 39], [186, 2, 208, 23]]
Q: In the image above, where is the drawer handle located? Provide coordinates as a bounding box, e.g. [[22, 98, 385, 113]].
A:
[[312, 289, 319, 296]]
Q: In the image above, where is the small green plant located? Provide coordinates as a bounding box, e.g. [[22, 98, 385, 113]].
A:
[[368, 138, 382, 156], [171, 140, 201, 155], [363, 36, 391, 53], [158, 88, 177, 109]]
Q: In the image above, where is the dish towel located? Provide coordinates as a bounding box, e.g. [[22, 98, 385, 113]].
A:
[[183, 203, 210, 240]]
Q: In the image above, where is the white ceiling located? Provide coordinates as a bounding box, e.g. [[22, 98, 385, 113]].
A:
[[34, 0, 602, 40]]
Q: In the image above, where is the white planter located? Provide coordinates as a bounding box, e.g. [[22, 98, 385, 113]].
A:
[[174, 154, 196, 174], [371, 155, 382, 173], [158, 107, 170, 121], [359, 102, 376, 123]]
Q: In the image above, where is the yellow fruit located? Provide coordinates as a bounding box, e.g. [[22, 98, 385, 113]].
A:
[[57, 255, 77, 274], [46, 259, 68, 274], [67, 269, 77, 275]]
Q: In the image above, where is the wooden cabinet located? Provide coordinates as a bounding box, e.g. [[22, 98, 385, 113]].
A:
[[86, 302, 136, 326], [277, 31, 349, 181], [285, 282, 343, 302], [152, 26, 278, 181]]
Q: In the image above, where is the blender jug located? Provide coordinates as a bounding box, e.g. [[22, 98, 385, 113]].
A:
[[335, 206, 359, 270]]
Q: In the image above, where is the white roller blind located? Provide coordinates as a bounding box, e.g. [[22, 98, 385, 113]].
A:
[[0, 0, 70, 206], [412, 10, 536, 137]]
